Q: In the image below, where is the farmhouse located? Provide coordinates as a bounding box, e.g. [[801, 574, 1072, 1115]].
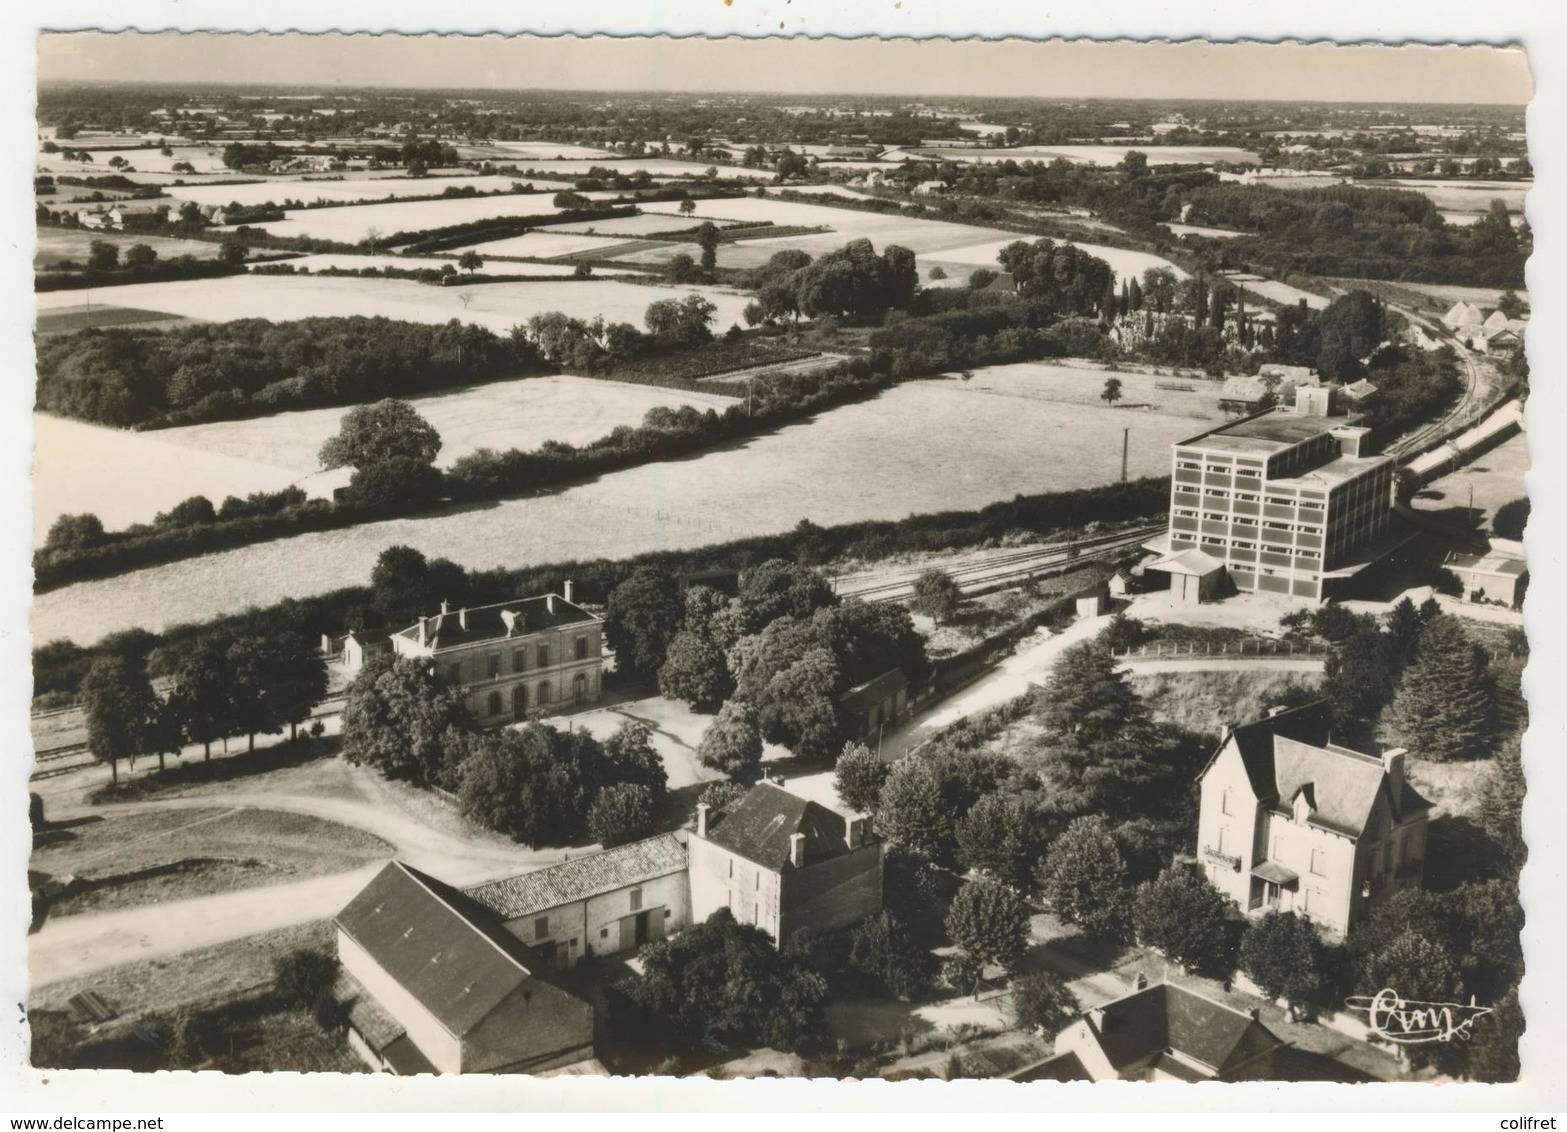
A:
[[1218, 374, 1295, 416], [464, 833, 691, 969], [333, 861, 595, 1075], [688, 779, 885, 943], [1149, 383, 1400, 603], [389, 585, 604, 726], [1195, 702, 1431, 938], [1030, 981, 1286, 1082]]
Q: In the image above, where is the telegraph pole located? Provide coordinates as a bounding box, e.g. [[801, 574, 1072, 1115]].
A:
[[1121, 427, 1130, 484]]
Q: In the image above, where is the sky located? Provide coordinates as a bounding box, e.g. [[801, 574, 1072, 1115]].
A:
[[36, 33, 1534, 104]]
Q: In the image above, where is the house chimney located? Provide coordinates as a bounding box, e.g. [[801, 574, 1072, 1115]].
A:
[[501, 610, 517, 637], [845, 815, 863, 850], [418, 618, 427, 646], [441, 599, 450, 614], [564, 580, 575, 604], [1268, 705, 1288, 717], [459, 607, 468, 631], [1382, 747, 1407, 804], [1087, 1007, 1107, 1032], [789, 832, 806, 868], [547, 594, 558, 614], [696, 802, 709, 838], [1130, 972, 1148, 992]]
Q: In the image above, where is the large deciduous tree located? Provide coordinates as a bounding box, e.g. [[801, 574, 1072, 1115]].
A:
[[340, 654, 473, 787], [1240, 911, 1327, 1006], [81, 654, 159, 784], [605, 567, 687, 679], [167, 637, 234, 760], [834, 741, 889, 814], [944, 880, 1031, 992], [911, 568, 962, 625], [1131, 864, 1237, 976], [319, 398, 442, 471], [1035, 815, 1130, 940], [589, 783, 656, 848], [695, 701, 764, 783]]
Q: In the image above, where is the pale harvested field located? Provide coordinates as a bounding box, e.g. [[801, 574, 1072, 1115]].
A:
[[1385, 178, 1530, 216], [500, 157, 772, 180], [1354, 280, 1530, 309], [485, 142, 619, 160], [549, 213, 740, 237], [274, 253, 635, 277], [225, 189, 629, 243], [1223, 275, 1330, 310], [34, 363, 1224, 644], [33, 413, 301, 544], [33, 275, 755, 336], [632, 197, 1188, 282], [161, 174, 529, 207], [910, 145, 1261, 166], [1165, 222, 1245, 240], [38, 144, 234, 175], [34, 228, 224, 266], [33, 376, 739, 542], [449, 230, 648, 259]]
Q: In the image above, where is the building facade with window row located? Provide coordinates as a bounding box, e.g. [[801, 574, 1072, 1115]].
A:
[[389, 586, 604, 726], [1195, 702, 1432, 939], [1154, 385, 1397, 604]]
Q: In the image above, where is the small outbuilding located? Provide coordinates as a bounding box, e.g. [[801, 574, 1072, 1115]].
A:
[[1076, 585, 1111, 618], [840, 667, 910, 743], [1444, 540, 1528, 609], [1148, 547, 1227, 605]]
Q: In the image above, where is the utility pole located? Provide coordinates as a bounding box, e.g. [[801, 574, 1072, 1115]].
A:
[[1121, 427, 1130, 484]]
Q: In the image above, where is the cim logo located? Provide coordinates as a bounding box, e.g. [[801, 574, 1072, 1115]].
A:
[[1346, 988, 1493, 1044]]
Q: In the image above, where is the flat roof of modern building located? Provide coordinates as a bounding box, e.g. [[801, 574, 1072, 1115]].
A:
[[1270, 452, 1392, 490], [1177, 407, 1364, 457]]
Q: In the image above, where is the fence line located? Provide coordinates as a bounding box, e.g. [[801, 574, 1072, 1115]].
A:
[[1112, 640, 1328, 659]]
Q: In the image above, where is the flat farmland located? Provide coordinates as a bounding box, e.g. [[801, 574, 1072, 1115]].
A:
[[496, 157, 773, 181], [274, 253, 637, 277], [35, 305, 198, 335], [910, 144, 1261, 166], [161, 174, 529, 207], [33, 275, 756, 335], [1222, 274, 1330, 310], [550, 213, 742, 237], [633, 196, 1187, 282], [225, 189, 630, 243], [449, 230, 651, 259], [33, 376, 739, 542], [1384, 178, 1530, 217], [482, 142, 618, 160], [33, 363, 1223, 644], [35, 228, 225, 267], [38, 144, 234, 175]]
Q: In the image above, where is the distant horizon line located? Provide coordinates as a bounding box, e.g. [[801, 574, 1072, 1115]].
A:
[[31, 78, 1529, 109]]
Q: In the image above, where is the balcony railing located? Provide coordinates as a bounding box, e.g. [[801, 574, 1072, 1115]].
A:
[[1202, 846, 1242, 871]]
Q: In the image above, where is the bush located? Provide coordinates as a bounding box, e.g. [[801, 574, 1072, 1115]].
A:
[[1240, 911, 1328, 1007], [274, 948, 338, 1011], [1008, 971, 1077, 1035], [588, 783, 656, 848]]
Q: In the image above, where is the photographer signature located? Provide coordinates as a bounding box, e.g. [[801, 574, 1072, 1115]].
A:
[[1346, 988, 1492, 1044]]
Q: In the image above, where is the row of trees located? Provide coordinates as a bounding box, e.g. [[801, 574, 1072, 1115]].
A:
[[83, 625, 327, 783]]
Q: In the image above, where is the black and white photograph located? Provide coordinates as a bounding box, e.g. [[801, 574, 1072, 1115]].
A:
[[6, 12, 1559, 1116]]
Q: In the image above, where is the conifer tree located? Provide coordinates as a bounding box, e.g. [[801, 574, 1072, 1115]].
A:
[[1382, 615, 1499, 761]]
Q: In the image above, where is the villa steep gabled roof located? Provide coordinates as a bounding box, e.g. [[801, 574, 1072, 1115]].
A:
[[703, 781, 861, 871], [1088, 983, 1283, 1078]]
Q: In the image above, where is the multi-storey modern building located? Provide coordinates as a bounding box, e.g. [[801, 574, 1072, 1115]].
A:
[[389, 585, 604, 726], [1149, 385, 1398, 604]]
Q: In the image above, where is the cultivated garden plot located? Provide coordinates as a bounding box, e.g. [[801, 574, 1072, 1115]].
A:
[[32, 274, 757, 335], [159, 174, 531, 208], [33, 365, 1225, 644], [219, 188, 632, 244], [33, 375, 740, 542]]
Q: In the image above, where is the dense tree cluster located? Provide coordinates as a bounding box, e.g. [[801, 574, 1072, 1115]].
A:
[[741, 239, 919, 325], [609, 908, 830, 1057]]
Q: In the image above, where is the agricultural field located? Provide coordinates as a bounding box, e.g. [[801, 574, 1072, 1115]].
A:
[[160, 174, 529, 207], [32, 274, 757, 336], [908, 144, 1262, 166], [495, 157, 773, 180], [1221, 273, 1330, 310], [223, 188, 631, 243], [32, 806, 392, 917], [34, 375, 739, 541], [34, 304, 198, 335], [1383, 178, 1531, 221], [33, 362, 1225, 644], [480, 141, 618, 160], [447, 230, 655, 260], [549, 212, 742, 236], [1165, 222, 1245, 240], [37, 143, 236, 175], [271, 252, 637, 277], [630, 196, 1188, 282], [34, 228, 226, 267]]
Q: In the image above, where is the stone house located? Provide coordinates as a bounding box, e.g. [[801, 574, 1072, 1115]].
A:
[[1195, 702, 1432, 938], [687, 780, 884, 944], [463, 834, 691, 970], [390, 585, 604, 726]]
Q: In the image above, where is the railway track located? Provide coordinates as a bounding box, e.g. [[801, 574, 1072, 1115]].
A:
[[833, 525, 1162, 605]]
